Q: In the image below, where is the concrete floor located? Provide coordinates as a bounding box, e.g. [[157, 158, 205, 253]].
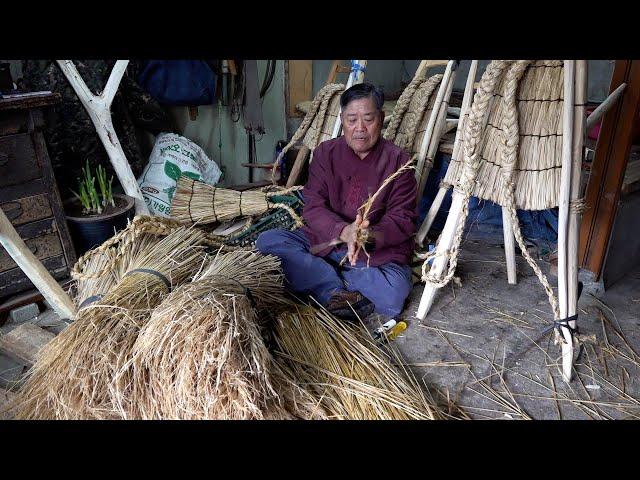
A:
[[375, 237, 640, 420]]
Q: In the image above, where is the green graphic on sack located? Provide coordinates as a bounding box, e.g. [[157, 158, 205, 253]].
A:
[[164, 161, 200, 201]]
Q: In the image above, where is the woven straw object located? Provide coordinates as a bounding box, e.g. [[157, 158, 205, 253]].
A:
[[383, 74, 443, 157], [443, 60, 564, 211]]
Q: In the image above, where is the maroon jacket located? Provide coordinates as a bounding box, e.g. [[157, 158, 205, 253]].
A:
[[301, 136, 417, 267]]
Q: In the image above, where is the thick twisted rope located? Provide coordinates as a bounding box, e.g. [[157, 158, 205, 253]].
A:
[[422, 60, 515, 287], [270, 83, 345, 185], [385, 75, 443, 153], [499, 61, 561, 321], [383, 75, 425, 141]]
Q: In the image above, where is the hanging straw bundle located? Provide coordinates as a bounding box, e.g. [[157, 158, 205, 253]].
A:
[[443, 60, 564, 211], [13, 224, 208, 419], [384, 74, 443, 155], [124, 250, 324, 419], [171, 176, 304, 227], [271, 304, 443, 420]]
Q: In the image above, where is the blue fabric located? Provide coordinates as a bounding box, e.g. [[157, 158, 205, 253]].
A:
[[256, 229, 413, 317], [138, 60, 217, 106], [418, 153, 559, 244]]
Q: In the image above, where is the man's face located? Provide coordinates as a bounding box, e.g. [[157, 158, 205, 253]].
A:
[[341, 96, 384, 159]]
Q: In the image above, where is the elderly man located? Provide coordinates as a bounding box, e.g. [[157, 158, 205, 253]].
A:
[[257, 82, 417, 321]]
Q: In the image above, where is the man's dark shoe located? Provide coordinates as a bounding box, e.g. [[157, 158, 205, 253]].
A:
[[326, 290, 374, 322]]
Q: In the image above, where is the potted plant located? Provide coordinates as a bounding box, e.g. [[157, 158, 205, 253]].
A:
[[64, 161, 135, 255]]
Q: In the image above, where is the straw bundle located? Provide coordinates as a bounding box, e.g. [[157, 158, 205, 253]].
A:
[[171, 176, 304, 227], [13, 227, 208, 419], [444, 60, 564, 210], [271, 304, 443, 420], [124, 250, 323, 419], [384, 74, 443, 155]]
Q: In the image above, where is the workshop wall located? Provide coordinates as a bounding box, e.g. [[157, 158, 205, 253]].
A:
[[168, 60, 288, 187]]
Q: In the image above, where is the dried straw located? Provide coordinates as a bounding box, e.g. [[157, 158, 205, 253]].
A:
[[343, 156, 416, 267], [444, 60, 564, 210], [271, 304, 443, 420], [124, 250, 323, 419], [13, 227, 208, 419], [171, 176, 304, 227], [384, 74, 443, 155]]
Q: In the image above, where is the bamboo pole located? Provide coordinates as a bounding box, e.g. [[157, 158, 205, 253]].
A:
[[331, 60, 368, 139], [56, 60, 149, 216], [0, 208, 76, 320], [416, 60, 478, 246], [558, 60, 576, 383]]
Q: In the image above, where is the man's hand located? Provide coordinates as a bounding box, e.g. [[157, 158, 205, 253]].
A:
[[339, 214, 370, 266]]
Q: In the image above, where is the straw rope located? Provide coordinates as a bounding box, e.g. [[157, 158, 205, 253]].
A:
[[499, 60, 560, 320], [569, 197, 586, 215], [71, 215, 229, 281], [422, 60, 514, 288], [269, 83, 345, 185], [341, 156, 416, 267], [384, 74, 443, 154], [443, 61, 565, 210]]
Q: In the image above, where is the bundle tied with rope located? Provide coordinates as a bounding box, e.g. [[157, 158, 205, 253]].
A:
[[340, 156, 416, 268], [421, 60, 586, 344], [171, 176, 304, 228], [122, 250, 325, 420], [13, 218, 210, 419]]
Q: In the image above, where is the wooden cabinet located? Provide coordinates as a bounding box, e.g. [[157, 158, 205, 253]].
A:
[[0, 92, 76, 298]]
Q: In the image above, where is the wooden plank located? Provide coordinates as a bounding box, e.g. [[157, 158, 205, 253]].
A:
[[0, 91, 60, 111], [579, 60, 640, 278], [0, 322, 55, 365], [0, 231, 63, 272], [0, 254, 68, 298], [287, 60, 313, 117], [0, 194, 53, 226]]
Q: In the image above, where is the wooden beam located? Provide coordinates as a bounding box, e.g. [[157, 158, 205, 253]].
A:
[[579, 60, 640, 278], [287, 60, 313, 117]]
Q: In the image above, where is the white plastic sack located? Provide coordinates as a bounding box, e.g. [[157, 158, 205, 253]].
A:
[[138, 132, 222, 217]]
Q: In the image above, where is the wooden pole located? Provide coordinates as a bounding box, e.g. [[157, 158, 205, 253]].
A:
[[585, 82, 626, 131], [416, 60, 478, 246], [285, 145, 310, 188], [0, 208, 76, 320], [416, 68, 457, 201], [565, 60, 588, 381], [558, 60, 576, 383], [56, 60, 149, 216], [502, 207, 517, 284], [414, 61, 456, 194], [416, 191, 465, 319]]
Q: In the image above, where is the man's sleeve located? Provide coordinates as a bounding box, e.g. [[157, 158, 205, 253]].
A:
[[368, 159, 418, 250], [302, 144, 349, 247]]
